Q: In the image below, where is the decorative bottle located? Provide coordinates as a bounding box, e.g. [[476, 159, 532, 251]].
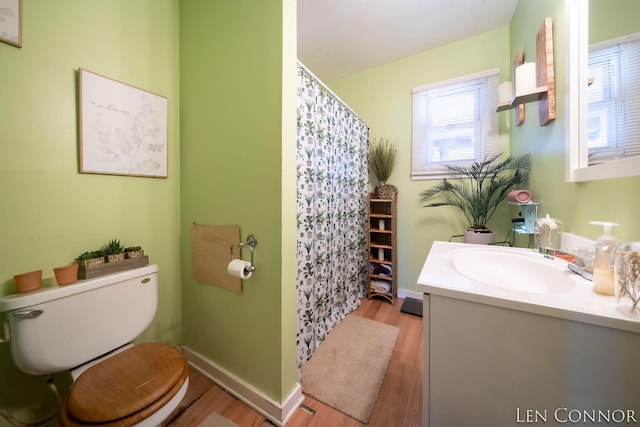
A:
[[614, 242, 640, 317], [590, 221, 619, 296]]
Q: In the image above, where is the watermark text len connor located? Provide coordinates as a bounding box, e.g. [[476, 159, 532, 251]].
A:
[[516, 408, 638, 423]]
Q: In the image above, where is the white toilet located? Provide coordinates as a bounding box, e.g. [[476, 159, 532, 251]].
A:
[[0, 264, 189, 427]]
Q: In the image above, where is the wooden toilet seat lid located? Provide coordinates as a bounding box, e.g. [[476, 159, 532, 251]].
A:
[[64, 343, 188, 424]]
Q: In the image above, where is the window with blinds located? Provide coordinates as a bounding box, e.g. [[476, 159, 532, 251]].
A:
[[588, 34, 640, 165], [411, 69, 500, 180]]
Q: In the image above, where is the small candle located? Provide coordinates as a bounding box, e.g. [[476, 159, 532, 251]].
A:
[[515, 62, 537, 95], [378, 219, 385, 230], [378, 248, 384, 260], [498, 81, 513, 104]]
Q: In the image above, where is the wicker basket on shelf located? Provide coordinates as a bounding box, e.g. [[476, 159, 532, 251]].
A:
[[375, 183, 397, 199]]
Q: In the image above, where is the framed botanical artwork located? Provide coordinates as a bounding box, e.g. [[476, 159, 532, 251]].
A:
[[79, 68, 168, 178], [0, 0, 22, 47]]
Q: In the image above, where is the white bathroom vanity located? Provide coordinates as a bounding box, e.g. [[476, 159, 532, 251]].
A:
[[417, 241, 640, 427]]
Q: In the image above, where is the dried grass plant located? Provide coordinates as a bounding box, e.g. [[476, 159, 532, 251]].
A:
[[368, 138, 397, 183], [616, 250, 640, 314]]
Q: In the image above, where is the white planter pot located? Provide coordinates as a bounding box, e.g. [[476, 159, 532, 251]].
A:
[[463, 228, 495, 245]]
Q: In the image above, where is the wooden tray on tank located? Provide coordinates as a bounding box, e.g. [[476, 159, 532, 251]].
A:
[[78, 256, 149, 279]]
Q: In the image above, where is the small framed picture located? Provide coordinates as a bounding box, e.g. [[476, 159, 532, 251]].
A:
[[0, 0, 22, 48]]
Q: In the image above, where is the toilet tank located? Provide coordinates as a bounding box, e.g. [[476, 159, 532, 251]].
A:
[[0, 264, 158, 375]]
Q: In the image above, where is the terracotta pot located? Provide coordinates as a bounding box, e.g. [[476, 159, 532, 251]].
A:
[[54, 264, 79, 286], [13, 270, 43, 293], [463, 228, 496, 245]]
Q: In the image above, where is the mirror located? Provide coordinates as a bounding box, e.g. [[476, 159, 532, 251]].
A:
[[566, 0, 640, 181]]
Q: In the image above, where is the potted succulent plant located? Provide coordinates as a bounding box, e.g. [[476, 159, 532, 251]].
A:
[[102, 239, 126, 263], [75, 238, 148, 279], [76, 250, 106, 267], [368, 138, 397, 199], [125, 246, 144, 258], [419, 153, 532, 244]]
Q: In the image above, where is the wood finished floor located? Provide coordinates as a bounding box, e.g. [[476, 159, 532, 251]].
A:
[[167, 297, 423, 427]]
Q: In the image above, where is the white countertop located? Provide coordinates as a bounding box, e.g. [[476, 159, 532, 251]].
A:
[[417, 241, 640, 334]]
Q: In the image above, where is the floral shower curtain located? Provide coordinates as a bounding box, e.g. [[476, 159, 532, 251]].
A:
[[296, 64, 369, 367]]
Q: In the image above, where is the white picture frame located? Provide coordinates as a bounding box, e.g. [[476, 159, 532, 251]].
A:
[[79, 68, 168, 178], [0, 0, 21, 48]]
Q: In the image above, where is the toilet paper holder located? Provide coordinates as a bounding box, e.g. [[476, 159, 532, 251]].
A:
[[230, 234, 258, 273]]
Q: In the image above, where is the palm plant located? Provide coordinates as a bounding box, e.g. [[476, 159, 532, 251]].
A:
[[420, 153, 532, 230]]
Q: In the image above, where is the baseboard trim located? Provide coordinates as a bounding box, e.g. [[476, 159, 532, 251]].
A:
[[398, 289, 423, 301], [181, 346, 304, 426]]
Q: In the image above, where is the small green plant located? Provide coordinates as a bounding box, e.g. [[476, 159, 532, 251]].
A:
[[101, 239, 125, 255], [76, 251, 94, 261], [125, 246, 142, 252], [76, 250, 105, 261]]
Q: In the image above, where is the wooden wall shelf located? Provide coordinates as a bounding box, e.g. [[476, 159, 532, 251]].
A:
[[496, 86, 549, 112], [496, 18, 555, 126]]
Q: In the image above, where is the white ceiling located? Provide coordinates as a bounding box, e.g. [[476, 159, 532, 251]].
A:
[[297, 0, 518, 82]]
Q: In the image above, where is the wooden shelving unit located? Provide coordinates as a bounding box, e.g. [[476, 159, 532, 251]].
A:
[[367, 189, 397, 304]]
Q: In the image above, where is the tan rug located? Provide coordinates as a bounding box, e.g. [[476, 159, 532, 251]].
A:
[[301, 315, 399, 423], [196, 412, 239, 427]]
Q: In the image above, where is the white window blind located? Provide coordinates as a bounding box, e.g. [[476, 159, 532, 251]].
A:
[[411, 69, 500, 180], [588, 34, 640, 164]]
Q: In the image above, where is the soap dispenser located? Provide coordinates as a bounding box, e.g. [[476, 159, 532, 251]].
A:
[[590, 221, 620, 295]]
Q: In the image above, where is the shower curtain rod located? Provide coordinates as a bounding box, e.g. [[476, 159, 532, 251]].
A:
[[297, 60, 366, 123]]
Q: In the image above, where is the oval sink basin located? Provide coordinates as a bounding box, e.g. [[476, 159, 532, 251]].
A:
[[450, 248, 574, 294]]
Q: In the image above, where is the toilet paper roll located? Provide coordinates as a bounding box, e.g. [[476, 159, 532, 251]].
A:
[[227, 259, 253, 279], [498, 81, 513, 104], [515, 62, 537, 95]]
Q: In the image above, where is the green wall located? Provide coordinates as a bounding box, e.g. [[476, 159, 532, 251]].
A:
[[3, 0, 637, 424], [330, 0, 640, 295], [590, 0, 640, 43], [0, 1, 296, 423], [329, 26, 513, 294], [510, 0, 640, 242], [0, 1, 180, 424], [179, 0, 297, 403]]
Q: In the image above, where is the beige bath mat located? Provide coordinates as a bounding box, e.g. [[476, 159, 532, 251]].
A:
[[301, 315, 399, 423]]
